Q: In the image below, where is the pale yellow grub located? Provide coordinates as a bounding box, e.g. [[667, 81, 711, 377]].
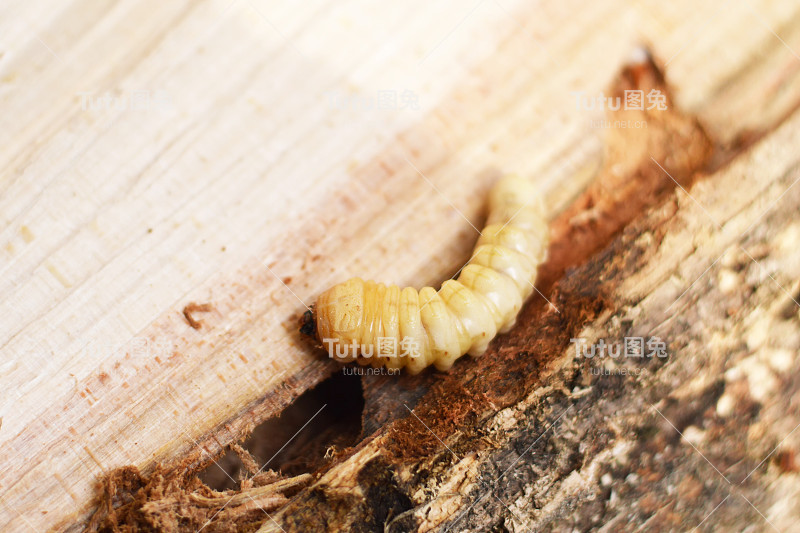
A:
[[315, 175, 549, 373]]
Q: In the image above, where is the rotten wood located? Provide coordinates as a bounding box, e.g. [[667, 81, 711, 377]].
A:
[[257, 84, 800, 533]]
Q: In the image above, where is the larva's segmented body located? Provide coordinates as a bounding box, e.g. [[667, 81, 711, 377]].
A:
[[313, 175, 548, 374]]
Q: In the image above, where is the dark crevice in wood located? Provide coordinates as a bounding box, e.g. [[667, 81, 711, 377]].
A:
[[86, 372, 364, 531], [199, 370, 364, 491]]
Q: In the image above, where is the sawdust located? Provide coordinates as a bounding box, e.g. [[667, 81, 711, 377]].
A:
[[86, 462, 310, 533]]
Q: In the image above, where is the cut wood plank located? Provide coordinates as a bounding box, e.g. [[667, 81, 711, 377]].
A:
[[1, 0, 800, 531]]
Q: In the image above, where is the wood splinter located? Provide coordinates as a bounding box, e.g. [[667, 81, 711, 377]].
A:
[[182, 302, 213, 329]]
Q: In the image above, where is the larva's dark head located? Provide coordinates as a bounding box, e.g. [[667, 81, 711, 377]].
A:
[[314, 277, 366, 344], [300, 308, 316, 338]]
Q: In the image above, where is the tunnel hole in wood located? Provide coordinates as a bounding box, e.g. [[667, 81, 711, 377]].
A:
[[199, 370, 364, 491]]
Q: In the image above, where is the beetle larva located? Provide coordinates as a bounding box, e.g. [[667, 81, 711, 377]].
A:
[[306, 174, 548, 374]]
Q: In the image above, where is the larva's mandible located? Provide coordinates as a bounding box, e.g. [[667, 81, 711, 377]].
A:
[[308, 175, 548, 374]]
